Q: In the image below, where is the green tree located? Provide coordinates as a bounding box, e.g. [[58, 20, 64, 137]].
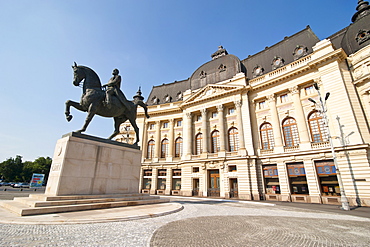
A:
[[0, 156, 52, 183], [0, 155, 23, 182]]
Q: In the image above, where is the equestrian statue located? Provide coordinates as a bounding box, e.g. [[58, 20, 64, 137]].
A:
[[65, 62, 150, 145]]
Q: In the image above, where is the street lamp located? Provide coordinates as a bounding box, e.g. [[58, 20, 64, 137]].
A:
[[308, 82, 350, 211]]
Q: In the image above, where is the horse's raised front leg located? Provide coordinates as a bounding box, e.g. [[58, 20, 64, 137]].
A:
[[65, 100, 87, 122], [77, 103, 98, 133]]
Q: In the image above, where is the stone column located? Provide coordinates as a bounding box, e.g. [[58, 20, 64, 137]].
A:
[[167, 119, 174, 161], [290, 86, 310, 148], [201, 108, 208, 157], [234, 100, 246, 153], [139, 168, 143, 192], [277, 161, 291, 201], [217, 105, 226, 157], [141, 121, 148, 162], [154, 121, 161, 161], [184, 112, 193, 159], [267, 94, 284, 152], [200, 163, 207, 197], [150, 168, 158, 194], [361, 92, 370, 124], [165, 168, 172, 195]]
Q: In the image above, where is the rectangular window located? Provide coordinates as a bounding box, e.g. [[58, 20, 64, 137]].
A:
[[176, 120, 182, 127], [228, 107, 235, 114], [149, 123, 155, 130], [228, 165, 237, 172], [163, 122, 169, 128], [197, 115, 202, 121], [157, 178, 166, 190], [280, 94, 288, 103], [305, 85, 315, 95], [158, 169, 167, 177], [143, 178, 151, 189], [193, 167, 200, 173], [143, 169, 152, 176], [173, 169, 181, 176], [263, 165, 280, 194], [258, 101, 266, 109], [315, 160, 340, 196], [212, 112, 218, 118], [287, 163, 309, 195], [172, 178, 181, 190]]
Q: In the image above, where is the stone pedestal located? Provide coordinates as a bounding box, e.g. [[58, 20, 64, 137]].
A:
[[46, 132, 142, 196]]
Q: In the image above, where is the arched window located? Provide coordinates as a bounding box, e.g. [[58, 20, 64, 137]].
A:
[[211, 130, 220, 153], [147, 140, 155, 159], [282, 117, 300, 147], [260, 123, 274, 150], [228, 127, 239, 152], [195, 133, 203, 155], [175, 137, 183, 158], [161, 138, 169, 158], [308, 111, 328, 143]]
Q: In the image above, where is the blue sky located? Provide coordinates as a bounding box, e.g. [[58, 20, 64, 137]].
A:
[[0, 0, 358, 161]]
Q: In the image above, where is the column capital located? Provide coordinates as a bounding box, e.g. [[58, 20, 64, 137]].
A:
[[216, 104, 224, 112], [201, 108, 207, 116], [234, 100, 242, 108], [313, 77, 322, 85], [267, 94, 276, 103], [289, 85, 299, 95], [186, 112, 192, 119]]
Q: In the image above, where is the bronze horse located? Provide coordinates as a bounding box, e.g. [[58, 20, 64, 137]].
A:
[[65, 62, 149, 144]]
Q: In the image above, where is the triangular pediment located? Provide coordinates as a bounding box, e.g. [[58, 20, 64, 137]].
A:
[[181, 84, 245, 107]]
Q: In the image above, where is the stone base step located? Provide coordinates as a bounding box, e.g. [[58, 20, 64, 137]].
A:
[[0, 193, 170, 216], [28, 193, 148, 201], [15, 195, 160, 207]]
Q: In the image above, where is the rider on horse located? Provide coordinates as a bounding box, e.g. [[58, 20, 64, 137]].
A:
[[103, 69, 131, 110]]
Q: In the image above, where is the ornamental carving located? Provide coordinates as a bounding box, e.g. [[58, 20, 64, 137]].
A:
[[164, 94, 172, 103], [197, 87, 229, 101], [272, 56, 285, 70], [293, 45, 308, 60], [216, 105, 224, 112], [218, 64, 227, 72], [252, 65, 264, 78], [356, 29, 370, 45], [201, 108, 207, 116], [234, 100, 242, 108], [289, 86, 299, 95], [267, 94, 276, 103], [200, 71, 207, 79], [354, 68, 364, 79]]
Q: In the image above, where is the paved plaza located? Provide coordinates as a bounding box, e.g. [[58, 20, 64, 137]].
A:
[[0, 195, 370, 246]]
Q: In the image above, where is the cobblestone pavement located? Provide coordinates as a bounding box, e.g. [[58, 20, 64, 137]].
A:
[[1, 198, 370, 247]]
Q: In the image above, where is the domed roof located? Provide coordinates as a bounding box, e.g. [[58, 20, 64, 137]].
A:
[[341, 1, 370, 54], [190, 46, 243, 91]]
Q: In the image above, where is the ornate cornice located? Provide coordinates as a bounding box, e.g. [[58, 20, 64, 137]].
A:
[[180, 84, 248, 109], [250, 49, 347, 91]]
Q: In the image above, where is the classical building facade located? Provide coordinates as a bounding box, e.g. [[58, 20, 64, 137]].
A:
[[119, 1, 370, 206]]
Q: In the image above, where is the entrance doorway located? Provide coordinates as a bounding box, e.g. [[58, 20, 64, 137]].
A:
[[229, 178, 238, 198], [192, 178, 199, 196], [208, 170, 220, 197]]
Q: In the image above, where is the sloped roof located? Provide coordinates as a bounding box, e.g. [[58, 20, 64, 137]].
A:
[[147, 79, 189, 106], [241, 26, 320, 79]]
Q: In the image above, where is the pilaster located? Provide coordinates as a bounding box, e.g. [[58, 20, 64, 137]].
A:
[[267, 94, 284, 152]]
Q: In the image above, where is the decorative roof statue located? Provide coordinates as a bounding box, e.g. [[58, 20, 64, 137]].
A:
[[65, 62, 150, 145], [211, 46, 228, 60], [352, 0, 370, 22]]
